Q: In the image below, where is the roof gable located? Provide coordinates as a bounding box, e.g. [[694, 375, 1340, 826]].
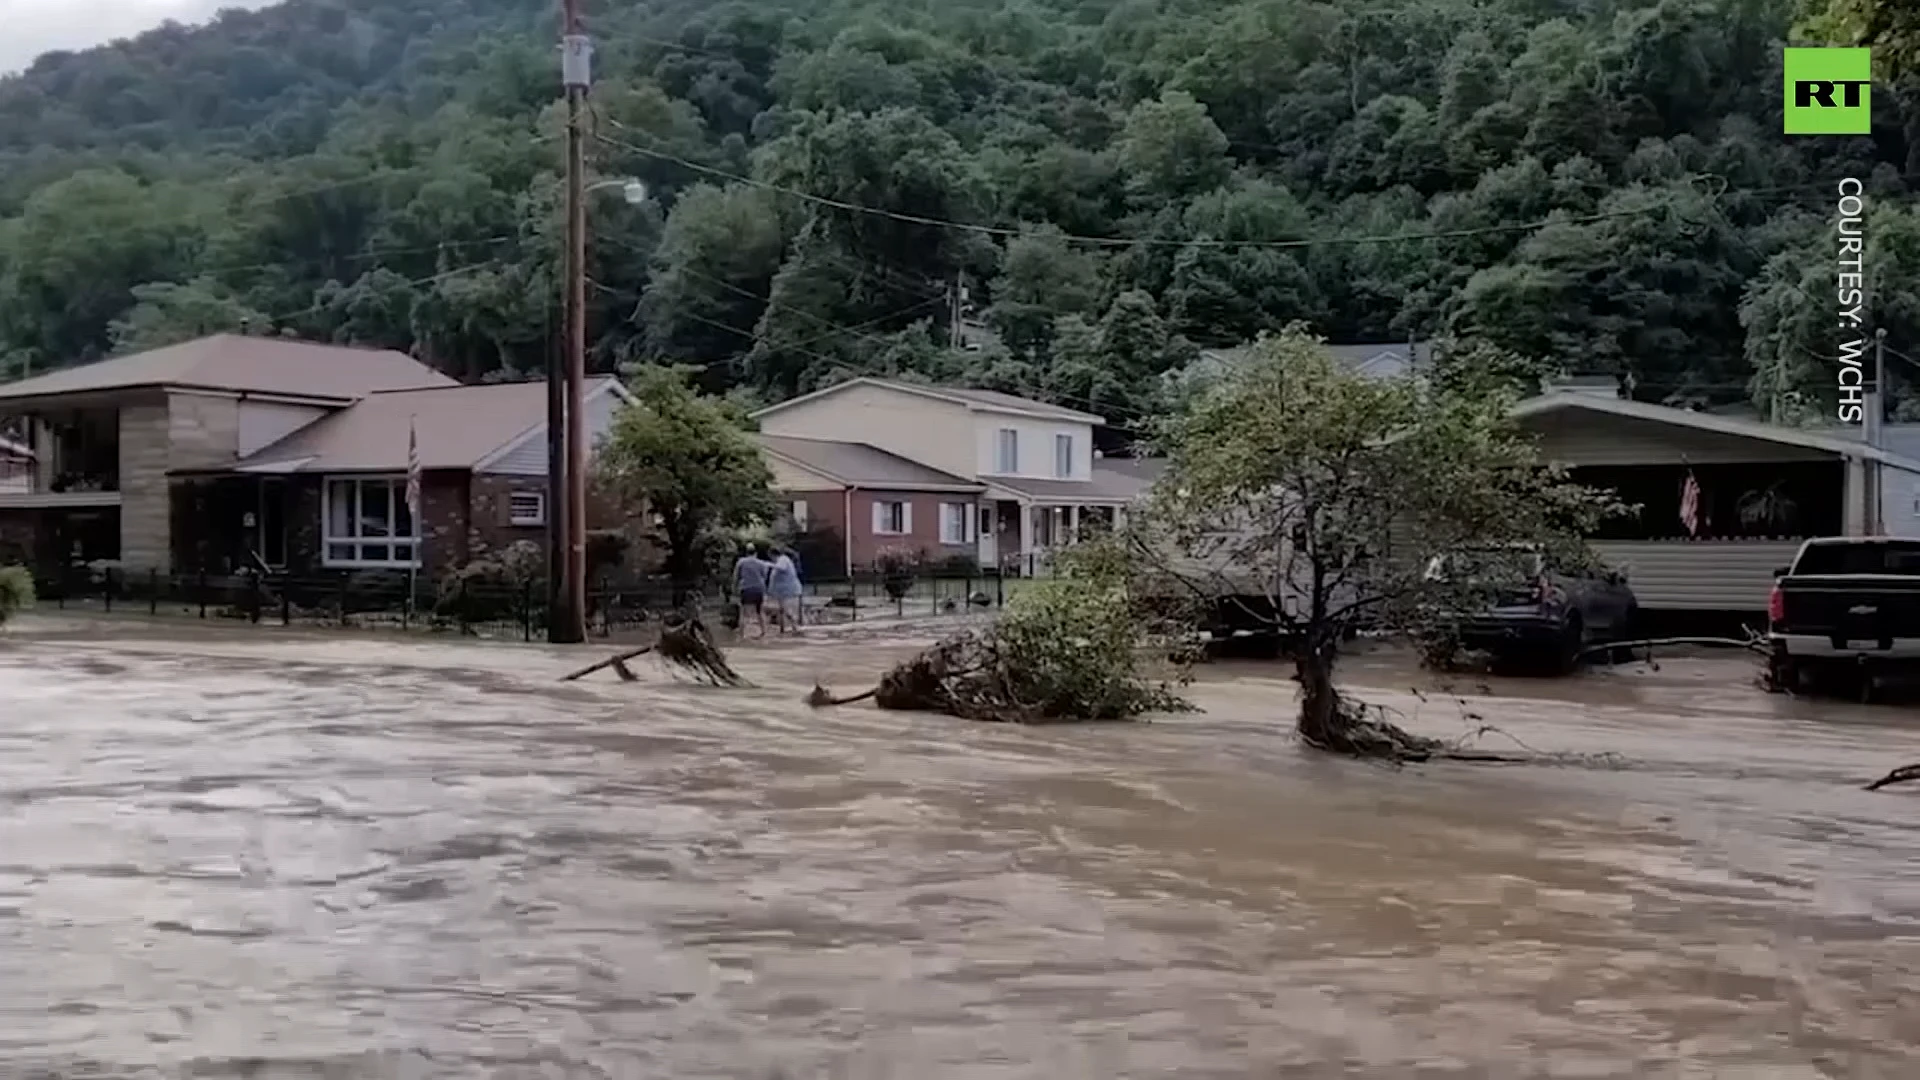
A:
[[752, 376, 1103, 425], [232, 376, 622, 474], [0, 334, 456, 404], [757, 434, 983, 490]]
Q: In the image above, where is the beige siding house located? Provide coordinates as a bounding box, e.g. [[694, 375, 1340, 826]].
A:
[[752, 378, 1149, 573], [1513, 389, 1920, 613]]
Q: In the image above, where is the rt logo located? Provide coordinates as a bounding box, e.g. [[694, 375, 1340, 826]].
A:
[[1784, 47, 1872, 135]]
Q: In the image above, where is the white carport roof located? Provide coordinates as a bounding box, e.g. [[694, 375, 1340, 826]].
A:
[[1512, 392, 1920, 472]]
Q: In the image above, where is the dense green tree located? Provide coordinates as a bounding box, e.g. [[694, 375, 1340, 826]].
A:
[[986, 226, 1102, 357], [0, 0, 1911, 426], [595, 364, 776, 601], [1113, 89, 1231, 205]]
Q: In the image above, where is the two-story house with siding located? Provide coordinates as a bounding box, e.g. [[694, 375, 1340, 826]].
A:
[[751, 378, 1151, 575], [0, 334, 631, 580]]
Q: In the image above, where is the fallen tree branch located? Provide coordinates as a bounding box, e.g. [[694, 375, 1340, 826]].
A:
[[562, 645, 654, 682], [807, 685, 876, 707], [1577, 635, 1769, 658], [1865, 763, 1920, 791]]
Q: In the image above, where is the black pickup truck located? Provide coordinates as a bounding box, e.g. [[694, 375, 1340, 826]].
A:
[[1767, 537, 1920, 693]]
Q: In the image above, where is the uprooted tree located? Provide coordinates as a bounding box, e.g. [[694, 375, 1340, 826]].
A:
[[595, 364, 777, 605], [809, 544, 1194, 723], [1130, 327, 1626, 760], [562, 610, 747, 687]]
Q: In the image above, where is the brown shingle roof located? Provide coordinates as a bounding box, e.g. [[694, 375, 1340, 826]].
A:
[[0, 334, 456, 403], [232, 378, 618, 473], [758, 435, 982, 490], [986, 464, 1154, 503]]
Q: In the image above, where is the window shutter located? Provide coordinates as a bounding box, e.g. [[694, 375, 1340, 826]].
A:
[[902, 502, 913, 535], [871, 500, 885, 534]]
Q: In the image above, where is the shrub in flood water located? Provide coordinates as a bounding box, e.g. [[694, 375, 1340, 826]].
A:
[[0, 564, 33, 625], [811, 541, 1194, 723]]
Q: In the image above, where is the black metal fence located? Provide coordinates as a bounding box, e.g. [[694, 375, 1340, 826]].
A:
[[26, 563, 1027, 640]]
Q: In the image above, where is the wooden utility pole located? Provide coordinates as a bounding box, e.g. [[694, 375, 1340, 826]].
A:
[[553, 0, 591, 643], [1867, 328, 1887, 536]]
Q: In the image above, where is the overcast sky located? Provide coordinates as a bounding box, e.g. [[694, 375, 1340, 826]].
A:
[[0, 1, 271, 75]]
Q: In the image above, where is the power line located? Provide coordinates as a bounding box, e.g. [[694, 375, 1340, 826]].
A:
[[187, 236, 519, 281], [249, 259, 503, 328], [588, 227, 952, 354], [586, 276, 842, 373], [591, 124, 1686, 251]]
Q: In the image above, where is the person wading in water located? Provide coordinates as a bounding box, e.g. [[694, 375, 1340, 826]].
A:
[[732, 544, 771, 637]]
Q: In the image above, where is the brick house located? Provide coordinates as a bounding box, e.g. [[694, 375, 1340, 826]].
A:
[[0, 334, 632, 578], [174, 376, 633, 580], [758, 434, 986, 575], [752, 378, 1152, 575]]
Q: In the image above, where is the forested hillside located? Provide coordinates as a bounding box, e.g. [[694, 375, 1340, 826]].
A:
[[0, 0, 1916, 425]]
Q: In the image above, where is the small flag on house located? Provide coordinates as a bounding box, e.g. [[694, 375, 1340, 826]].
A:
[[405, 415, 421, 521], [1679, 468, 1701, 538]]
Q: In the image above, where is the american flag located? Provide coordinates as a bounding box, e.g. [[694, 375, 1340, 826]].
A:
[[1679, 469, 1701, 538], [404, 415, 421, 522]]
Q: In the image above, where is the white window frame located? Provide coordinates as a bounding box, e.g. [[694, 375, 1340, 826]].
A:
[[791, 499, 810, 530], [508, 490, 546, 526], [873, 500, 910, 536], [995, 428, 1019, 474], [1054, 433, 1073, 478], [940, 502, 971, 545], [322, 476, 419, 569]]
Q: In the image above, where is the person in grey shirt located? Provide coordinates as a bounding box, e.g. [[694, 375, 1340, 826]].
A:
[[732, 545, 771, 635]]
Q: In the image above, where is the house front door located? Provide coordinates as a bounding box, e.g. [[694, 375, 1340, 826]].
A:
[[976, 505, 997, 566]]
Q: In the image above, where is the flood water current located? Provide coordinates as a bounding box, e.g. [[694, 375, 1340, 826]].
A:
[[1, 614, 1918, 1078]]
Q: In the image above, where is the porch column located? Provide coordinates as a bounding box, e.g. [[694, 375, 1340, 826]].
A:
[[1845, 457, 1868, 536], [1018, 502, 1035, 574], [1068, 504, 1082, 543]]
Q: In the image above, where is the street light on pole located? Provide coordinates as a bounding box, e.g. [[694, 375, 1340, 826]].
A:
[[585, 178, 649, 205]]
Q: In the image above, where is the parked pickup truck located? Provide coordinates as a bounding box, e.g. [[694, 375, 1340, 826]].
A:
[[1768, 537, 1920, 692]]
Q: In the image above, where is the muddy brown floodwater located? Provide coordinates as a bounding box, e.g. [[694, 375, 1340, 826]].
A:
[[2, 615, 1920, 1078]]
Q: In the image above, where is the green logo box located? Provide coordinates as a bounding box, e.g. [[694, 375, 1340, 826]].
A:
[[1784, 47, 1872, 135]]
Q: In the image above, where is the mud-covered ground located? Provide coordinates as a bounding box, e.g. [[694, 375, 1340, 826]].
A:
[[1, 612, 1917, 1078]]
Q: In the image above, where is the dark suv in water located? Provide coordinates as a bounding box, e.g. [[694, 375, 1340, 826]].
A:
[[1425, 546, 1640, 672]]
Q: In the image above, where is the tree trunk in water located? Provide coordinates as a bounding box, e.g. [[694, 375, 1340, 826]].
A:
[[664, 542, 697, 610], [1295, 638, 1340, 745]]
